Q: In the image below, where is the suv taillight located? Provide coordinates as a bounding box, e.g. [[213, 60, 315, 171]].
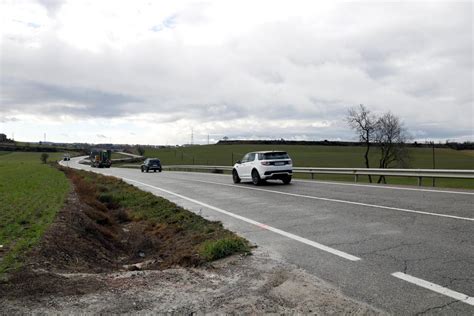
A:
[[261, 161, 271, 165]]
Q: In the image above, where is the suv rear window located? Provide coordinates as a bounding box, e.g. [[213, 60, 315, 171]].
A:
[[259, 152, 289, 160], [150, 159, 160, 164]]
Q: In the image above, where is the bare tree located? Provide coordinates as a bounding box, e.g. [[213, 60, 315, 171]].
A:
[[346, 104, 378, 183], [375, 112, 411, 183]]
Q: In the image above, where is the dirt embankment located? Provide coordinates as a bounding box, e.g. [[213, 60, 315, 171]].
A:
[[0, 168, 384, 314]]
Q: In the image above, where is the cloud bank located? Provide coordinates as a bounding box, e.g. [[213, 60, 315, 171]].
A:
[[1, 0, 472, 144]]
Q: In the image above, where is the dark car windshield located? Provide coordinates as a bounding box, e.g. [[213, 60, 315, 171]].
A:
[[259, 152, 289, 160]]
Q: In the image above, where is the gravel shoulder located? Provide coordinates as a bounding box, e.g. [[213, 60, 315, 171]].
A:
[[1, 248, 383, 314]]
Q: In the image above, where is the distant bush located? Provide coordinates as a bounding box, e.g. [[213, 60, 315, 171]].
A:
[[40, 153, 49, 164], [446, 142, 474, 150], [136, 146, 145, 156]]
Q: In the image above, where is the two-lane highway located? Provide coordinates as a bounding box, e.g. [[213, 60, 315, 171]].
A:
[[64, 157, 474, 314]]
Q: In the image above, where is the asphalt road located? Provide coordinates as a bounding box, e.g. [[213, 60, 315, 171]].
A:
[[62, 157, 474, 314]]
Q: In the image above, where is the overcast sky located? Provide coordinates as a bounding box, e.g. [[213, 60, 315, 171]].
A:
[[1, 0, 472, 145]]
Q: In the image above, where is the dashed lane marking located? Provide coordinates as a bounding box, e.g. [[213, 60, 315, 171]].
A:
[[158, 175, 474, 222], [392, 272, 474, 306]]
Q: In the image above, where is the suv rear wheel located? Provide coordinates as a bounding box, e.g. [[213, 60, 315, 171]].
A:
[[141, 166, 144, 172], [252, 169, 262, 186], [232, 170, 241, 184]]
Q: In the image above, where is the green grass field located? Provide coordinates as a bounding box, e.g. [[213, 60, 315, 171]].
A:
[[0, 152, 70, 274], [141, 145, 474, 189], [111, 152, 130, 159]]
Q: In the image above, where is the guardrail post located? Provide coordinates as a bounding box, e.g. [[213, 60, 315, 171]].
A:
[[354, 174, 358, 183], [311, 172, 314, 180], [418, 177, 422, 186]]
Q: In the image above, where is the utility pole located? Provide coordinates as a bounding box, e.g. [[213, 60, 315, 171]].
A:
[[44, 133, 46, 142], [191, 128, 194, 145], [432, 141, 436, 187], [207, 134, 210, 145]]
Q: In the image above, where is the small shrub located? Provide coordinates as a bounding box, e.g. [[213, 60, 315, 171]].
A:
[[136, 146, 145, 156], [199, 237, 250, 261], [113, 209, 130, 223], [97, 193, 113, 204], [40, 153, 49, 164]]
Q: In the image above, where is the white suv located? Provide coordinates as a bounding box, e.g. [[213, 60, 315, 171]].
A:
[[232, 151, 293, 185]]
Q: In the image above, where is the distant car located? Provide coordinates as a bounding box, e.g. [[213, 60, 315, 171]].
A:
[[141, 158, 162, 173], [232, 151, 293, 185], [63, 154, 70, 161]]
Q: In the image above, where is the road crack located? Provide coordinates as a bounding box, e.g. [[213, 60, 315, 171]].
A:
[[415, 299, 459, 315], [358, 241, 425, 256]]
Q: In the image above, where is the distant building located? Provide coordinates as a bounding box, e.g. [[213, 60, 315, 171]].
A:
[[0, 133, 7, 142]]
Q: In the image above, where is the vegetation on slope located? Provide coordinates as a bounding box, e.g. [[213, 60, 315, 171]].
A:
[[60, 167, 251, 267], [0, 151, 250, 277]]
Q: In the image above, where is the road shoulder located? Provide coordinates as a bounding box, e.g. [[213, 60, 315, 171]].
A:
[[1, 248, 384, 314]]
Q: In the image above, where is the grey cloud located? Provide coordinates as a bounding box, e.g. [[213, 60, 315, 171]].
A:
[[1, 77, 142, 118], [1, 2, 472, 142], [0, 116, 19, 123]]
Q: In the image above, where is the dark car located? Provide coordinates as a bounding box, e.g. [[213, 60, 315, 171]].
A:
[[141, 158, 162, 173]]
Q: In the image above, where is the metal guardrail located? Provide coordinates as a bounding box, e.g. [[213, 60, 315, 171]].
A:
[[291, 167, 474, 186], [120, 164, 474, 187]]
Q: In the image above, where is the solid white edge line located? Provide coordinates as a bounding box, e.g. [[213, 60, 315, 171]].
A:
[[159, 176, 474, 222], [392, 272, 474, 306], [121, 177, 361, 262]]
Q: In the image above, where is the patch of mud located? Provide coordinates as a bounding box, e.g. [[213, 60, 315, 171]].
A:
[[1, 249, 383, 314]]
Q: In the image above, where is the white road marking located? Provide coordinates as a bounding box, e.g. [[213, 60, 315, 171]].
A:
[[160, 175, 474, 222], [295, 179, 474, 196], [392, 272, 474, 306], [121, 177, 361, 262]]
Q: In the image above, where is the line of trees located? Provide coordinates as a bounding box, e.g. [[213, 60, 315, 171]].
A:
[[346, 104, 411, 183]]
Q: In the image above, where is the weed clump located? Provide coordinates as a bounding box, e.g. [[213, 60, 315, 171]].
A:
[[199, 237, 250, 261]]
